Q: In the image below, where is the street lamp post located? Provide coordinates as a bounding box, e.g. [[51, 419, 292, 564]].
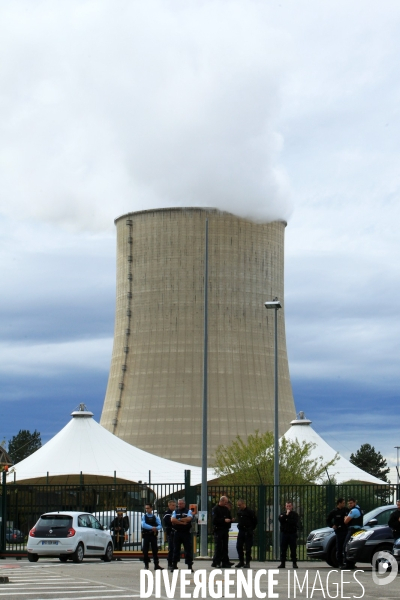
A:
[[264, 299, 281, 561], [200, 219, 209, 557], [395, 446, 400, 488]]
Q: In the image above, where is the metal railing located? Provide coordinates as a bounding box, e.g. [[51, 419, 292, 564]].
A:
[[195, 482, 398, 561], [1, 470, 398, 560]]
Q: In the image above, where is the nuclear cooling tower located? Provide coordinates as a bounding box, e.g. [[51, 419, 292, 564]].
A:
[[100, 208, 296, 466]]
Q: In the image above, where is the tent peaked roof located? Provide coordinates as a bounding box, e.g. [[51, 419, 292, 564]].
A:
[[282, 412, 388, 485], [6, 405, 215, 485]]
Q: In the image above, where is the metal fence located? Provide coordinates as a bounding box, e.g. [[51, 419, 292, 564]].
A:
[[196, 482, 398, 561], [1, 471, 398, 561], [0, 474, 187, 556]]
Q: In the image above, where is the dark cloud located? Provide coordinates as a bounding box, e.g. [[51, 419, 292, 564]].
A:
[[0, 370, 108, 443]]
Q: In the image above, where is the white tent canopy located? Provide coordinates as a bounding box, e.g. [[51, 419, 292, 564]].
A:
[[282, 412, 388, 485], [6, 405, 215, 485]]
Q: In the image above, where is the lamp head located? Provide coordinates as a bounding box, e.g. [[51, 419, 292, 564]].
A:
[[264, 300, 281, 309]]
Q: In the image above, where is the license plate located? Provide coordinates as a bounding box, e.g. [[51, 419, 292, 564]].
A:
[[42, 541, 59, 545]]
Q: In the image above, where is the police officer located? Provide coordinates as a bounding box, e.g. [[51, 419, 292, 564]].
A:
[[326, 498, 348, 566], [163, 500, 176, 570], [277, 501, 299, 569], [110, 509, 130, 559], [211, 496, 234, 568], [388, 499, 400, 538], [141, 503, 163, 570], [235, 499, 258, 569], [171, 499, 193, 572], [343, 498, 363, 568]]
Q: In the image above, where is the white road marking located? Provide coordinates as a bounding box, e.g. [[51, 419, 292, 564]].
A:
[[29, 597, 140, 600], [0, 561, 142, 599], [1, 585, 106, 589], [0, 592, 129, 597]]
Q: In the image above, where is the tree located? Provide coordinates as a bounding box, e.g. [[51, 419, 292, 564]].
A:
[[212, 430, 337, 485], [349, 443, 390, 482], [8, 429, 42, 464], [0, 438, 12, 472]]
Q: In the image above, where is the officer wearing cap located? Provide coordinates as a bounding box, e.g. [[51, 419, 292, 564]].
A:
[[110, 509, 129, 559]]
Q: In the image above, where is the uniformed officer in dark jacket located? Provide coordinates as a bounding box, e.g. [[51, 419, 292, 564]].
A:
[[141, 503, 163, 570], [163, 500, 176, 570], [235, 499, 258, 568], [211, 496, 234, 568], [110, 509, 129, 558], [326, 498, 348, 565], [277, 501, 299, 569], [171, 499, 193, 572], [388, 499, 400, 538]]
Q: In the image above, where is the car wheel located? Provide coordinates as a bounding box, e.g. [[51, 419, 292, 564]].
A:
[[28, 554, 39, 562], [373, 544, 393, 571], [59, 556, 68, 562], [328, 543, 339, 568], [325, 555, 333, 567], [72, 543, 84, 563], [103, 543, 113, 562]]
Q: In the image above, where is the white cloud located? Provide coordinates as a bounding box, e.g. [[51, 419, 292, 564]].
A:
[[1, 1, 400, 456], [0, 337, 112, 377], [0, 0, 294, 230]]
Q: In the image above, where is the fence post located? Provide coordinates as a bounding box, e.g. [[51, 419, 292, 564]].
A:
[[0, 469, 7, 553], [326, 483, 335, 514], [184, 470, 192, 502], [184, 471, 198, 558], [258, 484, 266, 562], [79, 471, 84, 511]]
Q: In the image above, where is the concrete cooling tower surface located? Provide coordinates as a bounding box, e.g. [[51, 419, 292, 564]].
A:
[[100, 207, 296, 466]]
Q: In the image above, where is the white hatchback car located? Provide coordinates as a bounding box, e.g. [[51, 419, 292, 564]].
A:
[[27, 511, 114, 563]]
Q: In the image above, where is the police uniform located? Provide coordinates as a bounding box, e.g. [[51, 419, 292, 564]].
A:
[[171, 506, 193, 569], [278, 508, 299, 568], [212, 504, 232, 568], [163, 508, 175, 568], [326, 505, 348, 564], [141, 512, 162, 569], [110, 514, 129, 552], [236, 506, 258, 567], [343, 505, 363, 567], [388, 508, 400, 539]]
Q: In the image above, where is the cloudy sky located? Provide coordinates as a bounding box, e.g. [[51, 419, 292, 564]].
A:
[[1, 1, 399, 481]]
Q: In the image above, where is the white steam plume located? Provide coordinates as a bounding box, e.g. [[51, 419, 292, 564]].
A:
[[0, 1, 292, 231]]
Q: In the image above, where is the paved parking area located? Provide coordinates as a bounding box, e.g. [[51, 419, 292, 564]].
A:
[[0, 558, 399, 599]]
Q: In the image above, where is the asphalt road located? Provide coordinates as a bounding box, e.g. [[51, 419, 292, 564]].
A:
[[0, 558, 399, 599]]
